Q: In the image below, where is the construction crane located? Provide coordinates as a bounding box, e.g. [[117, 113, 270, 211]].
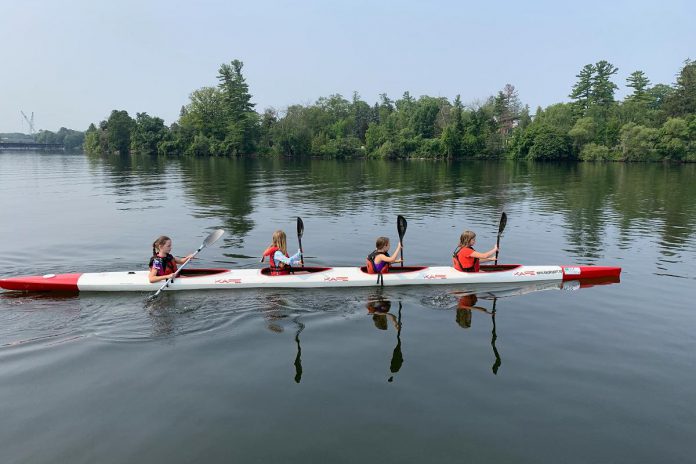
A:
[[20, 111, 35, 135]]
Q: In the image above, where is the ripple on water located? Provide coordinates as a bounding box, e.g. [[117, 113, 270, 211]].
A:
[[0, 293, 84, 348]]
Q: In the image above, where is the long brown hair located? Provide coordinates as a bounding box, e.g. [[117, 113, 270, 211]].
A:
[[152, 235, 171, 256], [458, 230, 476, 248], [375, 236, 390, 250]]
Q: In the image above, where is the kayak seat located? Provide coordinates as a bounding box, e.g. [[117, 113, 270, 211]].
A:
[[476, 264, 522, 273], [359, 266, 428, 274], [260, 267, 332, 276], [177, 268, 229, 277]]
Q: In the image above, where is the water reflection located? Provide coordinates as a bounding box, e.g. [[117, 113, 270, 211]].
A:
[[293, 317, 304, 383], [455, 294, 502, 374], [83, 154, 696, 269], [366, 294, 404, 382]]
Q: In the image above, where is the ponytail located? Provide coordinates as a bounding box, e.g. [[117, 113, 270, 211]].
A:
[[152, 235, 171, 256]]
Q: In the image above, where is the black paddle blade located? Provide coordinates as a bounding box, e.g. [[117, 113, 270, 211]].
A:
[[498, 212, 507, 235], [297, 217, 304, 239], [397, 215, 407, 240]]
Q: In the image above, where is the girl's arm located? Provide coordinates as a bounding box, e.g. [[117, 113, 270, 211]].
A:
[[148, 266, 173, 283], [469, 246, 498, 259], [174, 254, 194, 264], [375, 243, 403, 264], [274, 250, 302, 266]]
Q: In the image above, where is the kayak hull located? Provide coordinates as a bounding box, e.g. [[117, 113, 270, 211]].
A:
[[0, 264, 621, 293]]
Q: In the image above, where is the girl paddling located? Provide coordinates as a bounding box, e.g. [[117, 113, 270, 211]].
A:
[[262, 230, 303, 275], [148, 236, 194, 283], [452, 230, 497, 272], [366, 236, 402, 274]]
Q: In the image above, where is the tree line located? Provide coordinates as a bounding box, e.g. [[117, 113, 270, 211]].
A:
[[35, 128, 85, 151], [84, 58, 696, 161], [1, 129, 84, 151]]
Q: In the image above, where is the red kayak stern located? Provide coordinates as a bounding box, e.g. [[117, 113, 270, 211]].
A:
[[562, 266, 621, 280], [0, 273, 82, 292]]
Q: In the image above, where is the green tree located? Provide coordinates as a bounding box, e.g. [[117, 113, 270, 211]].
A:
[[83, 123, 100, 155], [130, 112, 169, 155], [626, 70, 651, 102], [657, 117, 690, 160], [579, 143, 614, 161], [441, 94, 464, 158], [106, 110, 135, 155], [665, 59, 696, 116], [619, 122, 659, 161], [494, 84, 522, 137], [570, 64, 595, 115], [569, 117, 596, 153], [527, 125, 572, 160], [591, 60, 619, 107], [216, 59, 259, 154]]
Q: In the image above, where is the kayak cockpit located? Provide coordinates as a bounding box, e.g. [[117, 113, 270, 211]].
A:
[[260, 267, 332, 276], [476, 264, 522, 273], [359, 266, 428, 274], [176, 268, 229, 277]]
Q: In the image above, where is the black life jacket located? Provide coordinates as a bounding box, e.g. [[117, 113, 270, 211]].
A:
[[149, 253, 177, 276], [366, 250, 390, 275]]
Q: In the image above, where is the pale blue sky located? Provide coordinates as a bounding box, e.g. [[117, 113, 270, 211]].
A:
[[1, 0, 694, 132]]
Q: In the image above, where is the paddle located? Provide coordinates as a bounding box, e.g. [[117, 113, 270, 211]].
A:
[[293, 317, 305, 383], [494, 212, 507, 266], [297, 217, 304, 267], [490, 297, 501, 374], [388, 301, 404, 382], [149, 229, 225, 299], [397, 215, 407, 267]]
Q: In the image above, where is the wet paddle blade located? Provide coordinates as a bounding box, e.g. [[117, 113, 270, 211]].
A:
[[495, 213, 506, 265], [397, 215, 407, 240], [498, 212, 507, 235], [204, 229, 225, 248], [297, 217, 304, 239]]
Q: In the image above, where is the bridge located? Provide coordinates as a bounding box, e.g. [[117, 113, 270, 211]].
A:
[[0, 142, 65, 152]]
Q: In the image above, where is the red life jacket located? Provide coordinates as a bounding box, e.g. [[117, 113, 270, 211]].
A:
[[366, 250, 390, 275], [453, 246, 479, 272], [149, 253, 178, 276], [263, 246, 290, 275]]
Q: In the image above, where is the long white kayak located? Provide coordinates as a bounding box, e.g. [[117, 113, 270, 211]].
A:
[[0, 264, 621, 292]]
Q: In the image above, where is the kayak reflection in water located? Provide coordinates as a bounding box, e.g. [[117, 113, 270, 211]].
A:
[[366, 295, 404, 381], [456, 293, 502, 374]]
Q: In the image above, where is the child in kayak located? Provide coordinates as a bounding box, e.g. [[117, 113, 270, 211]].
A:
[[261, 230, 303, 275], [148, 235, 194, 283], [452, 230, 498, 272], [366, 237, 402, 274]]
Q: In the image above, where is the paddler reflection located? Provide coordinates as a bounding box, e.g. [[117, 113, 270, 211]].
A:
[[366, 294, 403, 381], [456, 293, 502, 375], [455, 293, 491, 328]]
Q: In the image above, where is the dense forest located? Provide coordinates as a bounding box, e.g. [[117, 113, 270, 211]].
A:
[[84, 59, 696, 161]]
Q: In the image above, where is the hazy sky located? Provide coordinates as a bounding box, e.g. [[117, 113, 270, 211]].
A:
[[1, 0, 694, 132]]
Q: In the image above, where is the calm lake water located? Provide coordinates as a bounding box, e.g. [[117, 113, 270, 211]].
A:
[[1, 152, 694, 463]]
